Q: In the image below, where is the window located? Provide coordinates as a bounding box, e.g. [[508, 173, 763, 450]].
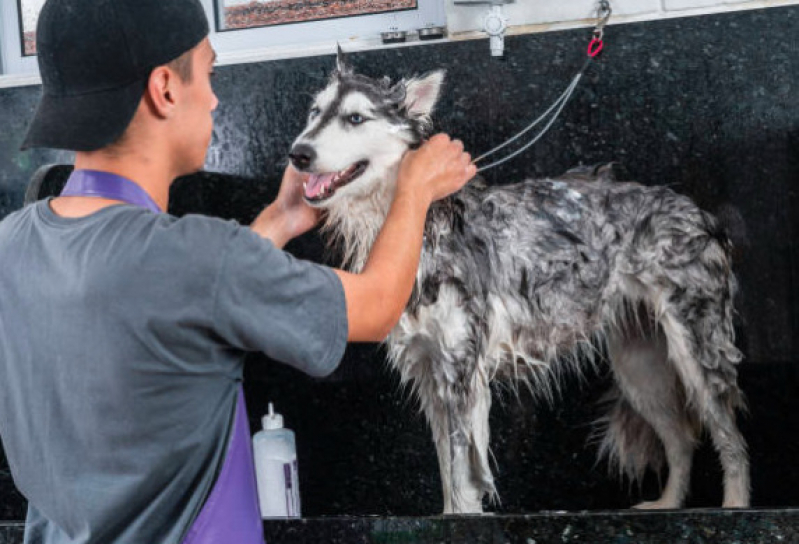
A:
[[19, 0, 41, 55], [0, 0, 446, 78], [201, 0, 446, 64], [216, 0, 419, 31], [0, 0, 41, 76]]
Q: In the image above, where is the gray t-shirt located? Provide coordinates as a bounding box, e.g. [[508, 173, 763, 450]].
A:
[[0, 200, 348, 544]]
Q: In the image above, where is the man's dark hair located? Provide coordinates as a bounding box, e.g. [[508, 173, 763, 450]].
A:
[[167, 49, 194, 82]]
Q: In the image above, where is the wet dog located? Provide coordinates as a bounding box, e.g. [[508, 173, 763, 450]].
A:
[[289, 50, 749, 513]]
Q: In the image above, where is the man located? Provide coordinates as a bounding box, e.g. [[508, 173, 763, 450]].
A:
[[0, 0, 475, 543]]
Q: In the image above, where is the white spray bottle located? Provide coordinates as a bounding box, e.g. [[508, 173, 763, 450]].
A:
[[252, 403, 301, 518]]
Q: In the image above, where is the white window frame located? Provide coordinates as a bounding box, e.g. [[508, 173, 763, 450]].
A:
[[0, 0, 39, 77], [0, 0, 446, 80], [201, 0, 446, 65]]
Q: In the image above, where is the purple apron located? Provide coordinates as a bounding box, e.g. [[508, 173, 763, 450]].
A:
[[181, 387, 264, 544], [62, 170, 265, 544]]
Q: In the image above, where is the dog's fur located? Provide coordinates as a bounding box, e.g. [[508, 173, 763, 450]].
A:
[[289, 50, 750, 513]]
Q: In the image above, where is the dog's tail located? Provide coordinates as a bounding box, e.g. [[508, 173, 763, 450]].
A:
[[591, 384, 666, 484], [713, 203, 749, 266]]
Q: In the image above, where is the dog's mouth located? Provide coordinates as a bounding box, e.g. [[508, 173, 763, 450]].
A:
[[303, 161, 369, 203]]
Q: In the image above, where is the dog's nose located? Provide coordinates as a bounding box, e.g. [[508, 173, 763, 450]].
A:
[[289, 144, 316, 171]]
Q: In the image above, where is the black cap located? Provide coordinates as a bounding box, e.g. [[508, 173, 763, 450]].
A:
[[22, 0, 210, 151]]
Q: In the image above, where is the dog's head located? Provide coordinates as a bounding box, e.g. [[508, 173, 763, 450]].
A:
[[290, 47, 444, 208]]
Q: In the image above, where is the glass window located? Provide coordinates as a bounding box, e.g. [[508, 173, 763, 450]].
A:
[[0, 0, 40, 76], [219, 0, 418, 31], [204, 0, 446, 58], [20, 0, 45, 56]]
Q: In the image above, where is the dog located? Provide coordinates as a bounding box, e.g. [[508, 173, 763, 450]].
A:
[[288, 49, 750, 513]]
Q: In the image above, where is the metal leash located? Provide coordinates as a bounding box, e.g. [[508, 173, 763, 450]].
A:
[[473, 0, 612, 173]]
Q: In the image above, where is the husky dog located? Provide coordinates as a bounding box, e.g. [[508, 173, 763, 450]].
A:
[[289, 50, 749, 513]]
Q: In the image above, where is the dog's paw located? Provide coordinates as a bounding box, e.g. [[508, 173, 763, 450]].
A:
[[721, 499, 750, 508]]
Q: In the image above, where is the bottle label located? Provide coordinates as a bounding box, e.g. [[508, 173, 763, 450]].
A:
[[256, 457, 301, 518], [284, 460, 300, 517]]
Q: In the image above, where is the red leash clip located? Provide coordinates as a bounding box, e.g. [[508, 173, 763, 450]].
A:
[[588, 36, 604, 58], [589, 0, 611, 58]]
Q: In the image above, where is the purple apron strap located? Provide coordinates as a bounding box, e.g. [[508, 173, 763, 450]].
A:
[[181, 386, 265, 544], [61, 169, 163, 214]]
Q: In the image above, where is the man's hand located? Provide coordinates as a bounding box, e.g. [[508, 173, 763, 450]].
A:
[[273, 165, 322, 238], [397, 134, 476, 206], [250, 165, 322, 248]]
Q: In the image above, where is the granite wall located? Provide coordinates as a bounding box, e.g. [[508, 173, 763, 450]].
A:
[[0, 5, 798, 519]]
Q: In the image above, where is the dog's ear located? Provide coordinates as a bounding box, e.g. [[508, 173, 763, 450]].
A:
[[403, 70, 445, 118], [334, 44, 353, 77]]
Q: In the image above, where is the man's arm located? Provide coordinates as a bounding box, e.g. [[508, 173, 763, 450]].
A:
[[334, 134, 474, 342]]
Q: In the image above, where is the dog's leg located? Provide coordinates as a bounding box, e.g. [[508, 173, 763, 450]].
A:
[[702, 394, 750, 507], [397, 288, 496, 514], [424, 398, 454, 513], [418, 377, 488, 514], [468, 381, 494, 507], [446, 376, 494, 514], [658, 306, 750, 508], [421, 391, 491, 514], [606, 312, 697, 509], [448, 406, 483, 514]]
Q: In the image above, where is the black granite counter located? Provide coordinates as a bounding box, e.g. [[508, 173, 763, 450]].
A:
[[0, 509, 798, 544], [260, 510, 799, 543]]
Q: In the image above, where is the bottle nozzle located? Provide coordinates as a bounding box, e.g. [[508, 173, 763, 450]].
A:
[[263, 402, 284, 430]]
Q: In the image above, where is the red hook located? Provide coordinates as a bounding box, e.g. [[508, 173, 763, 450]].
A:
[[588, 37, 604, 58]]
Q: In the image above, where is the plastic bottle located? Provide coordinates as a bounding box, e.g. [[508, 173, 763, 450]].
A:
[[252, 403, 301, 518]]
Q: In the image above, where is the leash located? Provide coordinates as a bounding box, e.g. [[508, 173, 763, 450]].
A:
[[473, 0, 612, 173]]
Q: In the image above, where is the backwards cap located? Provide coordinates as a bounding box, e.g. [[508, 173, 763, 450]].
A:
[[22, 0, 209, 151]]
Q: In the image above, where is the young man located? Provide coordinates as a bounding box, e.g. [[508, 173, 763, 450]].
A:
[[0, 1, 475, 543]]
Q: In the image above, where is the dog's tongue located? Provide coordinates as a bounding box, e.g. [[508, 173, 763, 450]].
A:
[[305, 173, 335, 199]]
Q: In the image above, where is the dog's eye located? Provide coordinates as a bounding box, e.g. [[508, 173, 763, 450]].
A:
[[309, 107, 321, 119], [348, 114, 365, 125]]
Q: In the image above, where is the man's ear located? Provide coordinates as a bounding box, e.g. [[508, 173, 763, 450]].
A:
[[145, 66, 178, 119], [334, 44, 353, 77], [403, 70, 445, 119]]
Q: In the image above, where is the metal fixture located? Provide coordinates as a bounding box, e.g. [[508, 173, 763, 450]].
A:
[[381, 31, 407, 44], [454, 0, 514, 57], [418, 26, 447, 40]]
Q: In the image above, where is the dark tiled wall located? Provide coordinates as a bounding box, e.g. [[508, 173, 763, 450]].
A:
[[1, 5, 798, 518]]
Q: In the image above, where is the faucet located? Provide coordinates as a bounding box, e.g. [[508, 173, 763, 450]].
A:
[[454, 0, 515, 57]]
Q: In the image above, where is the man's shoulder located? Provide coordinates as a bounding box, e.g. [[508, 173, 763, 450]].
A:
[[157, 211, 240, 235], [0, 202, 36, 224], [151, 212, 254, 250], [0, 203, 37, 240]]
